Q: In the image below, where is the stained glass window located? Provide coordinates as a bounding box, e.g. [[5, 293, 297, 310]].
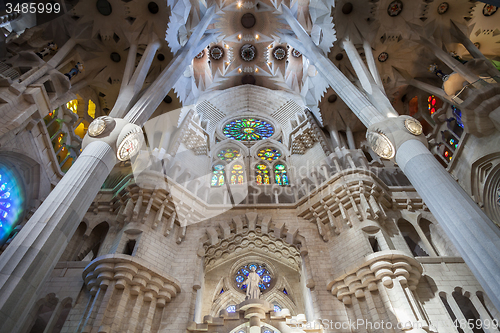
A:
[[211, 164, 225, 187], [230, 164, 245, 185], [66, 99, 78, 113], [223, 119, 274, 141], [274, 304, 282, 312], [255, 164, 270, 185], [257, 148, 281, 161], [218, 148, 241, 162], [274, 164, 289, 185], [226, 305, 236, 313], [451, 105, 464, 128], [443, 148, 453, 161], [428, 95, 437, 114], [0, 166, 23, 243], [234, 263, 272, 291]]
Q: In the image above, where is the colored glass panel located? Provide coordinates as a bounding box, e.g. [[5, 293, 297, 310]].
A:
[[257, 148, 282, 161], [211, 164, 225, 187], [223, 118, 274, 141], [231, 164, 245, 185], [452, 105, 464, 128], [0, 166, 24, 243], [226, 305, 236, 313], [274, 305, 281, 312], [255, 164, 270, 185], [234, 263, 272, 291], [218, 148, 241, 162], [274, 164, 289, 185]]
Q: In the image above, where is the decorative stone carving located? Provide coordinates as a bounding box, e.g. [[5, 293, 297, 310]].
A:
[[82, 254, 181, 307], [327, 251, 423, 305], [245, 267, 263, 299]]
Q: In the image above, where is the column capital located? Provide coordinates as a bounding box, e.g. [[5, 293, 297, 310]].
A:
[[366, 116, 428, 160], [82, 117, 144, 162]]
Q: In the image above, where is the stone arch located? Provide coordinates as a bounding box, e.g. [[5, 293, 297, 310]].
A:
[[210, 277, 245, 317], [74, 221, 110, 261], [0, 151, 41, 241], [199, 212, 307, 262], [60, 221, 87, 261], [397, 218, 430, 257], [23, 293, 59, 333]]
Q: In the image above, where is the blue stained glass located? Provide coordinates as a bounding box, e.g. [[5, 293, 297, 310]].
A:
[[235, 263, 272, 291], [226, 305, 236, 313], [274, 305, 281, 312], [0, 166, 24, 243], [223, 118, 274, 141]]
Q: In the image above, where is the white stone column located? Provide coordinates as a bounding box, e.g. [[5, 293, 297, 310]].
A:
[[124, 6, 216, 126], [396, 139, 500, 312], [0, 141, 116, 333], [470, 295, 498, 333], [110, 37, 161, 117], [446, 294, 474, 333], [346, 126, 356, 150], [279, 5, 391, 127]]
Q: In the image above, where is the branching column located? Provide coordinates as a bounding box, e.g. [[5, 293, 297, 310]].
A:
[[0, 7, 216, 332], [280, 3, 500, 313]]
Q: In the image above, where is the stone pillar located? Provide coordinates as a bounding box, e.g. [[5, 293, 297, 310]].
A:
[[396, 139, 500, 312], [346, 126, 356, 150], [470, 295, 498, 333], [123, 6, 216, 126], [279, 5, 392, 127], [0, 141, 116, 333], [446, 294, 474, 333]]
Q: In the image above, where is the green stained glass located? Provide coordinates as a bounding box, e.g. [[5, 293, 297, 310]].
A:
[[223, 118, 274, 141], [211, 165, 225, 187], [258, 148, 281, 161], [256, 164, 270, 185], [274, 164, 289, 185]]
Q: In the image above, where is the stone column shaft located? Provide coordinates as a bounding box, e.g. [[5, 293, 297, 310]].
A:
[[280, 6, 390, 127], [0, 141, 116, 333], [123, 6, 216, 126], [446, 294, 474, 333], [396, 140, 500, 312]]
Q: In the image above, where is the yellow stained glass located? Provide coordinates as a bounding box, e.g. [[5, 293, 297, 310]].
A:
[[88, 100, 96, 119], [66, 99, 78, 113]]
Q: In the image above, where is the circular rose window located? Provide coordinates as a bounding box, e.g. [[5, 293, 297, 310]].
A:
[[437, 2, 449, 14], [240, 44, 256, 62], [234, 263, 272, 292], [378, 52, 389, 62], [223, 118, 274, 141], [387, 0, 403, 16], [210, 46, 224, 60], [273, 47, 286, 61], [292, 49, 302, 58]]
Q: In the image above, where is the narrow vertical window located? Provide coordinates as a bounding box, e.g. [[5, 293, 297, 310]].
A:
[[274, 164, 289, 185], [211, 164, 225, 187], [255, 164, 270, 185]]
